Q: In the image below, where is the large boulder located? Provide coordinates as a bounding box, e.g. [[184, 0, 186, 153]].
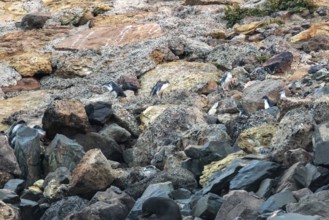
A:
[[42, 100, 90, 139], [0, 201, 20, 220], [313, 122, 329, 166], [69, 149, 115, 198]]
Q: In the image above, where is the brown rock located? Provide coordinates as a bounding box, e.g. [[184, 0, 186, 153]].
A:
[[1, 78, 40, 92], [198, 80, 218, 95], [0, 1, 26, 21], [283, 149, 313, 167], [208, 29, 227, 39], [69, 149, 114, 198], [262, 52, 293, 74], [43, 0, 111, 13], [290, 22, 329, 43], [89, 13, 153, 27], [42, 100, 90, 139], [117, 75, 141, 93], [54, 24, 163, 50], [184, 0, 243, 5], [54, 56, 94, 78], [299, 35, 329, 53], [0, 201, 20, 220]]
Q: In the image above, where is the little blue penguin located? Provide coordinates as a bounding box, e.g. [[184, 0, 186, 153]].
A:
[[220, 71, 232, 91], [150, 80, 169, 98], [103, 81, 126, 98]]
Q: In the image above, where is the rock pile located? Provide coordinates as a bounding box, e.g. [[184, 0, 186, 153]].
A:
[[0, 0, 329, 219]]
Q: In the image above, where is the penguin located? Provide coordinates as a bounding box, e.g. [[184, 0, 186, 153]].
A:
[[279, 88, 287, 100], [262, 96, 275, 109], [33, 125, 46, 141], [8, 120, 27, 148], [220, 71, 232, 91], [103, 81, 126, 98], [141, 197, 182, 220], [150, 80, 169, 98]]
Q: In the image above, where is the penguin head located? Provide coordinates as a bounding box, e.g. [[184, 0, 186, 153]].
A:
[[262, 95, 269, 100]]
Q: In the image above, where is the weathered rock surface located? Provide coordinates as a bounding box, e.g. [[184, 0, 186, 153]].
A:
[[259, 191, 297, 214], [0, 200, 20, 220], [192, 193, 223, 220]]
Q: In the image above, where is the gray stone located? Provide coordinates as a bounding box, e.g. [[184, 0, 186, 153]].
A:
[[292, 188, 313, 201], [259, 191, 297, 214], [192, 193, 223, 220], [270, 213, 321, 220], [75, 132, 123, 161], [126, 181, 174, 220], [0, 189, 20, 204], [276, 162, 302, 193], [286, 190, 329, 218], [294, 163, 321, 188], [41, 196, 88, 220], [100, 123, 131, 143], [45, 134, 85, 172], [271, 107, 315, 162], [85, 101, 113, 126], [21, 13, 51, 30], [169, 188, 192, 200], [256, 178, 275, 199], [313, 122, 329, 166], [230, 160, 281, 192], [112, 104, 141, 137], [19, 199, 43, 220], [43, 167, 71, 189], [14, 126, 41, 186], [215, 190, 264, 220], [0, 61, 22, 87], [21, 189, 43, 202], [4, 179, 25, 194]]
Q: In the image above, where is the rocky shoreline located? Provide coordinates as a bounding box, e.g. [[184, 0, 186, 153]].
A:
[[1, 0, 329, 219]]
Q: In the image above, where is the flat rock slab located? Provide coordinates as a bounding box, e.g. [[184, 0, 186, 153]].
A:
[[54, 23, 163, 50]]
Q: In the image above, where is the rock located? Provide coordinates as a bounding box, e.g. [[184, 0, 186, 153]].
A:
[[202, 159, 243, 195], [0, 135, 21, 187], [8, 52, 52, 77], [84, 101, 113, 126], [19, 199, 43, 220], [43, 179, 69, 200], [277, 97, 312, 121], [271, 107, 315, 162], [21, 189, 43, 202], [20, 13, 51, 30], [0, 189, 20, 204], [294, 163, 320, 188], [309, 166, 329, 192], [112, 104, 141, 137], [53, 55, 96, 78], [262, 52, 293, 74], [127, 181, 174, 219], [0, 201, 20, 220], [256, 178, 275, 199], [215, 190, 264, 220], [14, 126, 41, 186], [283, 148, 313, 167], [89, 13, 151, 28], [236, 124, 277, 154], [0, 61, 22, 87], [200, 151, 245, 187], [292, 188, 313, 201], [125, 167, 197, 200], [234, 21, 263, 35], [286, 190, 329, 217], [291, 22, 329, 43], [140, 105, 173, 130], [313, 122, 329, 166], [55, 24, 163, 50], [259, 191, 297, 214], [184, 0, 244, 6], [241, 79, 284, 113], [74, 132, 123, 162], [276, 162, 303, 193], [192, 193, 223, 220], [0, 90, 50, 131], [169, 188, 192, 200], [139, 61, 219, 97], [130, 106, 206, 166], [1, 78, 40, 92], [42, 99, 90, 139], [43, 167, 71, 188], [41, 196, 88, 220], [100, 123, 131, 143], [69, 149, 114, 198], [45, 134, 85, 172], [270, 213, 321, 220], [4, 179, 25, 194], [298, 35, 329, 53], [206, 43, 260, 70], [230, 160, 281, 192]]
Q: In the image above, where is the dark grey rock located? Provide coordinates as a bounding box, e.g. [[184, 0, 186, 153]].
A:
[[45, 134, 85, 172], [270, 213, 321, 220], [100, 123, 131, 143], [85, 101, 113, 126], [21, 13, 50, 30], [169, 188, 191, 200], [230, 160, 281, 192], [4, 179, 25, 194], [292, 188, 313, 201], [313, 122, 329, 166], [286, 190, 329, 217], [19, 198, 43, 220], [215, 190, 264, 220], [308, 65, 323, 74], [41, 196, 88, 220], [74, 132, 123, 162], [294, 163, 320, 188], [276, 162, 301, 193], [192, 193, 223, 220], [203, 160, 243, 195], [310, 166, 329, 192], [0, 189, 20, 204], [259, 191, 296, 214], [43, 167, 71, 189], [262, 51, 293, 74], [256, 178, 275, 199], [126, 181, 174, 220], [14, 126, 41, 186]]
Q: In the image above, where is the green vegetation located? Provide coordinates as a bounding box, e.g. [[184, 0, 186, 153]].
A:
[[223, 0, 316, 27]]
